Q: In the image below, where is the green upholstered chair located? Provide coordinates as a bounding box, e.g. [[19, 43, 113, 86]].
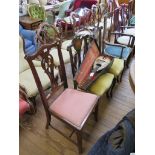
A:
[[68, 35, 115, 98], [28, 3, 46, 21]]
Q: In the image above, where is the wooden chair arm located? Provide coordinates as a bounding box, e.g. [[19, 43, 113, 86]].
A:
[[110, 32, 135, 38]]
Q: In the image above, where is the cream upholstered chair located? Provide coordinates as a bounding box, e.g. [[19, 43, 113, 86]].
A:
[[19, 36, 58, 102]]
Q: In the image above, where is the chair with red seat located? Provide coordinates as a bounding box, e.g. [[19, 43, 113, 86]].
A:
[[25, 40, 99, 153]]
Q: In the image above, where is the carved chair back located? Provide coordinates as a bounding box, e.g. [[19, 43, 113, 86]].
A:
[[102, 8, 120, 49], [25, 42, 68, 123]]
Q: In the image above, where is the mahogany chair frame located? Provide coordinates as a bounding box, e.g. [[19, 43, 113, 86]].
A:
[[67, 34, 116, 98], [102, 10, 134, 68], [25, 41, 99, 153]]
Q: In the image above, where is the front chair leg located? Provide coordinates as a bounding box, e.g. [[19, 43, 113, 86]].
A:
[[76, 131, 82, 154]]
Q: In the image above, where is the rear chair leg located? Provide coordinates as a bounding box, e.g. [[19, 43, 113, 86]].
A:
[[94, 104, 99, 122], [110, 78, 116, 98], [76, 131, 82, 154]]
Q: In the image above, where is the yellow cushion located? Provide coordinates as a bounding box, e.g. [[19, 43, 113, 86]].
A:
[[19, 67, 58, 97], [88, 73, 114, 96], [109, 58, 124, 77], [50, 48, 75, 66]]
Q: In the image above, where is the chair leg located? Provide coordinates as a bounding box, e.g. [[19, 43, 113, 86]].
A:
[[94, 104, 99, 122], [45, 113, 51, 129], [106, 91, 110, 98], [119, 69, 124, 82], [110, 78, 116, 98], [76, 131, 83, 154], [29, 96, 36, 105], [29, 96, 37, 112]]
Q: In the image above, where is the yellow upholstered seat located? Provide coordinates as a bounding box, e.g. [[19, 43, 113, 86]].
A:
[[88, 73, 114, 96], [109, 58, 124, 77]]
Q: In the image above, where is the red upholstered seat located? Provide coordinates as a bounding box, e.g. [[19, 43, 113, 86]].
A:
[[19, 98, 30, 116], [49, 88, 98, 130]]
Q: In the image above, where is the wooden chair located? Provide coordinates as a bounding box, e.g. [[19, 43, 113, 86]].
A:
[[102, 10, 133, 68], [25, 41, 99, 153], [36, 22, 76, 66], [100, 11, 125, 82], [67, 34, 116, 98]]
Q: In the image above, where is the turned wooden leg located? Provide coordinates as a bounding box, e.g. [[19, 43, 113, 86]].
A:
[[76, 131, 82, 154]]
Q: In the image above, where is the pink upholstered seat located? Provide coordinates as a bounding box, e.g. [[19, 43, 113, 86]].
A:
[[19, 98, 30, 116], [50, 88, 98, 130]]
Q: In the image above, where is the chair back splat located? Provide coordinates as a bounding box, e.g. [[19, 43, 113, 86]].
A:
[[25, 42, 68, 124]]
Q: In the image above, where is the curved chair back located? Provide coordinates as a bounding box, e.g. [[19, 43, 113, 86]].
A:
[[37, 22, 61, 45], [28, 3, 46, 21]]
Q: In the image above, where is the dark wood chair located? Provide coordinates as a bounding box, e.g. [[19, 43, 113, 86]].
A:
[[102, 10, 134, 68], [36, 22, 77, 67], [67, 34, 116, 98], [25, 41, 99, 153]]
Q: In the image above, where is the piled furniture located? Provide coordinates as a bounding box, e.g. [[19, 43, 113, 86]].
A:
[[19, 0, 135, 153]]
